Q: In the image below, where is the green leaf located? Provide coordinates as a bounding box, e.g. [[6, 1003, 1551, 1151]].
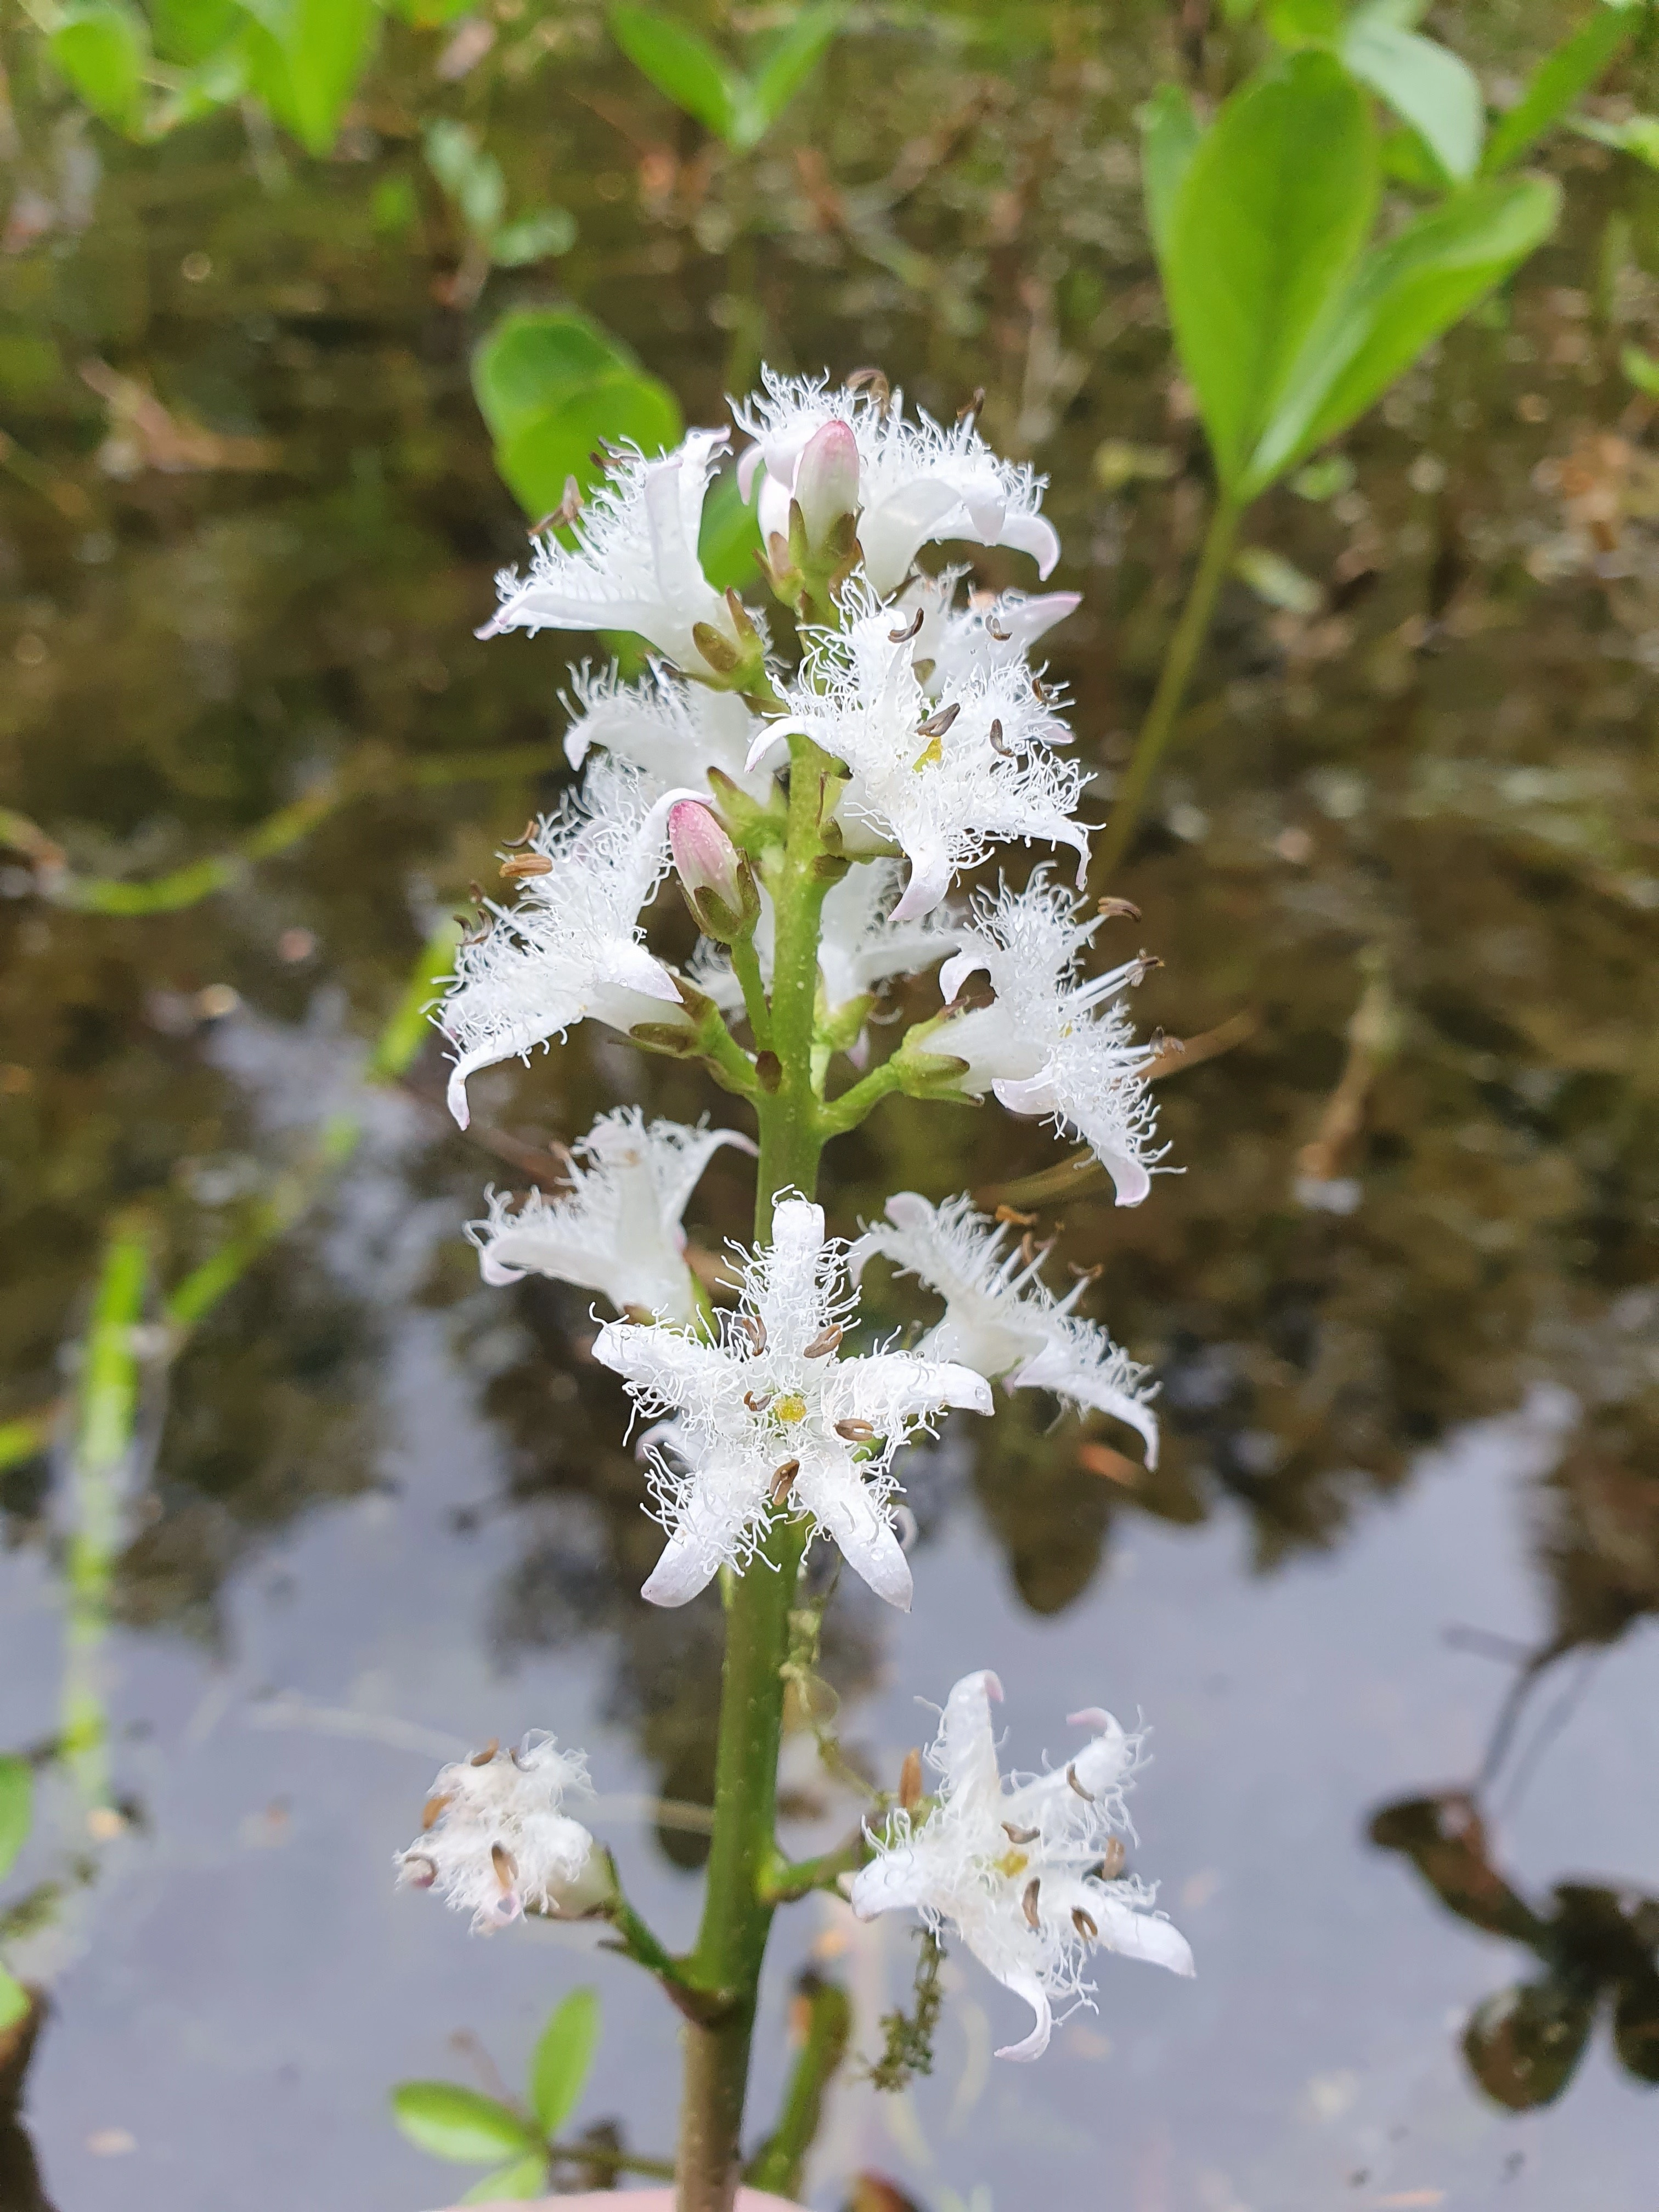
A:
[[698, 466, 765, 589], [1483, 4, 1634, 175], [460, 2155, 550, 2204], [247, 0, 379, 157], [740, 2, 844, 149], [1163, 52, 1376, 494], [1341, 19, 1483, 182], [50, 2, 149, 134], [610, 7, 739, 144], [0, 1969, 30, 2036], [1573, 112, 1659, 167], [1622, 341, 1659, 396], [1263, 0, 1341, 47], [150, 0, 241, 64], [528, 1986, 600, 2136], [489, 207, 578, 267], [424, 120, 502, 237], [1138, 83, 1203, 266], [1234, 544, 1322, 614], [471, 308, 635, 445], [496, 369, 682, 521], [390, 2084, 538, 2165], [1248, 172, 1560, 491], [0, 1759, 33, 1883]]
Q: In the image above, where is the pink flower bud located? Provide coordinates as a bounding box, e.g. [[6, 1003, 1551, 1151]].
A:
[[669, 800, 759, 943], [793, 419, 860, 545]]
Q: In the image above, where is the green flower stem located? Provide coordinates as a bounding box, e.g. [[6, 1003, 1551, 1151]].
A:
[[743, 1974, 852, 2200], [758, 1830, 872, 1905], [551, 2140, 677, 2181], [676, 734, 838, 2212], [728, 933, 774, 1051], [817, 1053, 909, 1137], [1093, 493, 1243, 882]]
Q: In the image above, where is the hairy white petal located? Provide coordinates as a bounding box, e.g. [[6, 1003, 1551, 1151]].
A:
[[394, 1734, 603, 1932]]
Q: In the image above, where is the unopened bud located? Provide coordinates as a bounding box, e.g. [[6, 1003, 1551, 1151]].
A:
[[794, 418, 860, 545], [669, 799, 759, 943]]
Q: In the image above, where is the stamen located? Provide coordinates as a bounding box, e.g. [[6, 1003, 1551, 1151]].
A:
[[737, 1314, 768, 1355], [1097, 895, 1142, 922], [803, 1323, 843, 1358], [1022, 1876, 1042, 1930], [956, 386, 986, 426], [995, 1204, 1037, 1227], [401, 1854, 437, 1888], [916, 701, 961, 741], [499, 853, 553, 880], [1002, 1822, 1040, 1845], [988, 716, 1014, 758], [491, 1841, 517, 1889], [769, 1458, 800, 1504], [847, 365, 891, 416], [1066, 1762, 1095, 1801], [888, 607, 926, 644], [1072, 1906, 1099, 1940], [744, 1389, 774, 1414], [834, 1417, 876, 1441], [986, 614, 1011, 641], [1066, 1261, 1103, 1282], [470, 1740, 500, 1767], [531, 474, 584, 534], [1095, 1837, 1127, 1879], [501, 819, 539, 851], [1031, 675, 1049, 703], [899, 1747, 924, 1811], [421, 1793, 453, 1831]]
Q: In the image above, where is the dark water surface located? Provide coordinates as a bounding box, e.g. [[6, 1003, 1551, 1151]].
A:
[[4, 6, 1659, 2208]]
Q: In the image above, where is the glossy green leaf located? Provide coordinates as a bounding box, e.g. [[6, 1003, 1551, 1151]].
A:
[[471, 308, 634, 445], [1163, 53, 1376, 494], [459, 2154, 550, 2204], [610, 7, 738, 143], [1248, 173, 1560, 493], [528, 1985, 600, 2135], [0, 1758, 33, 1883], [496, 369, 682, 522], [0, 1969, 30, 2036], [247, 0, 379, 157], [1483, 4, 1634, 175], [1622, 342, 1659, 397], [1463, 1978, 1594, 2111], [1341, 19, 1483, 182], [150, 0, 241, 64], [50, 2, 149, 134], [741, 2, 844, 148], [698, 466, 765, 590], [489, 207, 578, 268], [1138, 84, 1203, 266], [390, 2083, 537, 2165]]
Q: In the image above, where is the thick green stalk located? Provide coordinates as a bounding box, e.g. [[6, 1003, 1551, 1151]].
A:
[[1093, 494, 1242, 882], [676, 736, 836, 2212]]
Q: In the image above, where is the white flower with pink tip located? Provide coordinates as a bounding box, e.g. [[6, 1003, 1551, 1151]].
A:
[[848, 1671, 1193, 2058]]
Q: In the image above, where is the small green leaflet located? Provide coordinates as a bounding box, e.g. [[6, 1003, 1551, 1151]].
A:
[[528, 1985, 600, 2136], [390, 2082, 538, 2164]]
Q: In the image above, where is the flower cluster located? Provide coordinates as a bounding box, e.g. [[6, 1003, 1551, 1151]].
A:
[[403, 368, 1194, 2052]]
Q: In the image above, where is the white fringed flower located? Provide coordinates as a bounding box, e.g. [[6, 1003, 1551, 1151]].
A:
[[477, 429, 737, 672], [439, 759, 693, 1130], [733, 373, 1061, 595], [592, 1197, 992, 1610], [693, 860, 964, 1023], [938, 873, 1163, 1205], [562, 660, 776, 807], [898, 571, 1081, 699], [756, 589, 1090, 922], [848, 1670, 1193, 2059], [849, 1192, 1159, 1466], [469, 1109, 755, 1325], [395, 1734, 607, 1933]]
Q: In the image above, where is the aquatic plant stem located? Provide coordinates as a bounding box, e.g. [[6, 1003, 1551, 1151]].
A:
[[1093, 493, 1242, 881], [676, 738, 835, 2212]]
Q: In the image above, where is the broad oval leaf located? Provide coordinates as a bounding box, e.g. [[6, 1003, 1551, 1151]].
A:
[[50, 1, 149, 135], [528, 1984, 600, 2136], [698, 466, 765, 591], [390, 2083, 537, 2165], [1163, 52, 1376, 494], [1138, 84, 1203, 267], [1341, 20, 1484, 182], [1247, 172, 1560, 493], [149, 0, 240, 65], [1484, 3, 1635, 175], [610, 7, 739, 145], [471, 309, 637, 445], [247, 0, 380, 157], [1463, 1978, 1594, 2111], [495, 369, 683, 522], [0, 1757, 33, 1882], [459, 2152, 551, 2203]]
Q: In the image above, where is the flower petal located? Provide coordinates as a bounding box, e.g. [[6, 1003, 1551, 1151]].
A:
[[791, 1448, 912, 1610], [1091, 1892, 1195, 1978], [988, 1963, 1052, 2061], [935, 1668, 1003, 1803]]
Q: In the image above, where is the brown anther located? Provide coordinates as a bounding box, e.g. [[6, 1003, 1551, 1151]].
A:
[[888, 606, 926, 644], [470, 1739, 500, 1767], [988, 716, 1014, 758], [995, 1204, 1037, 1227], [1066, 1762, 1096, 1802], [502, 819, 539, 851], [957, 386, 986, 425], [1097, 1837, 1126, 1879], [803, 1323, 843, 1359], [491, 1841, 517, 1889], [499, 853, 553, 881], [1096, 895, 1142, 922], [510, 1746, 531, 1769], [986, 614, 1011, 642], [467, 879, 486, 907], [531, 475, 584, 534], [847, 365, 892, 415], [899, 1747, 924, 1812], [737, 1314, 768, 1355], [835, 1417, 877, 1442], [1067, 1261, 1103, 1282], [1002, 1822, 1040, 1845], [744, 1389, 774, 1414], [1031, 675, 1049, 703], [1072, 1906, 1099, 1940], [916, 701, 961, 741], [421, 1792, 453, 1831], [1022, 1876, 1042, 1929], [769, 1458, 800, 1504]]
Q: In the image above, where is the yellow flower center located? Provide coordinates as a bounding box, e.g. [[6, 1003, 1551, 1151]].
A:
[[774, 1393, 808, 1424], [994, 1848, 1029, 1879]]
